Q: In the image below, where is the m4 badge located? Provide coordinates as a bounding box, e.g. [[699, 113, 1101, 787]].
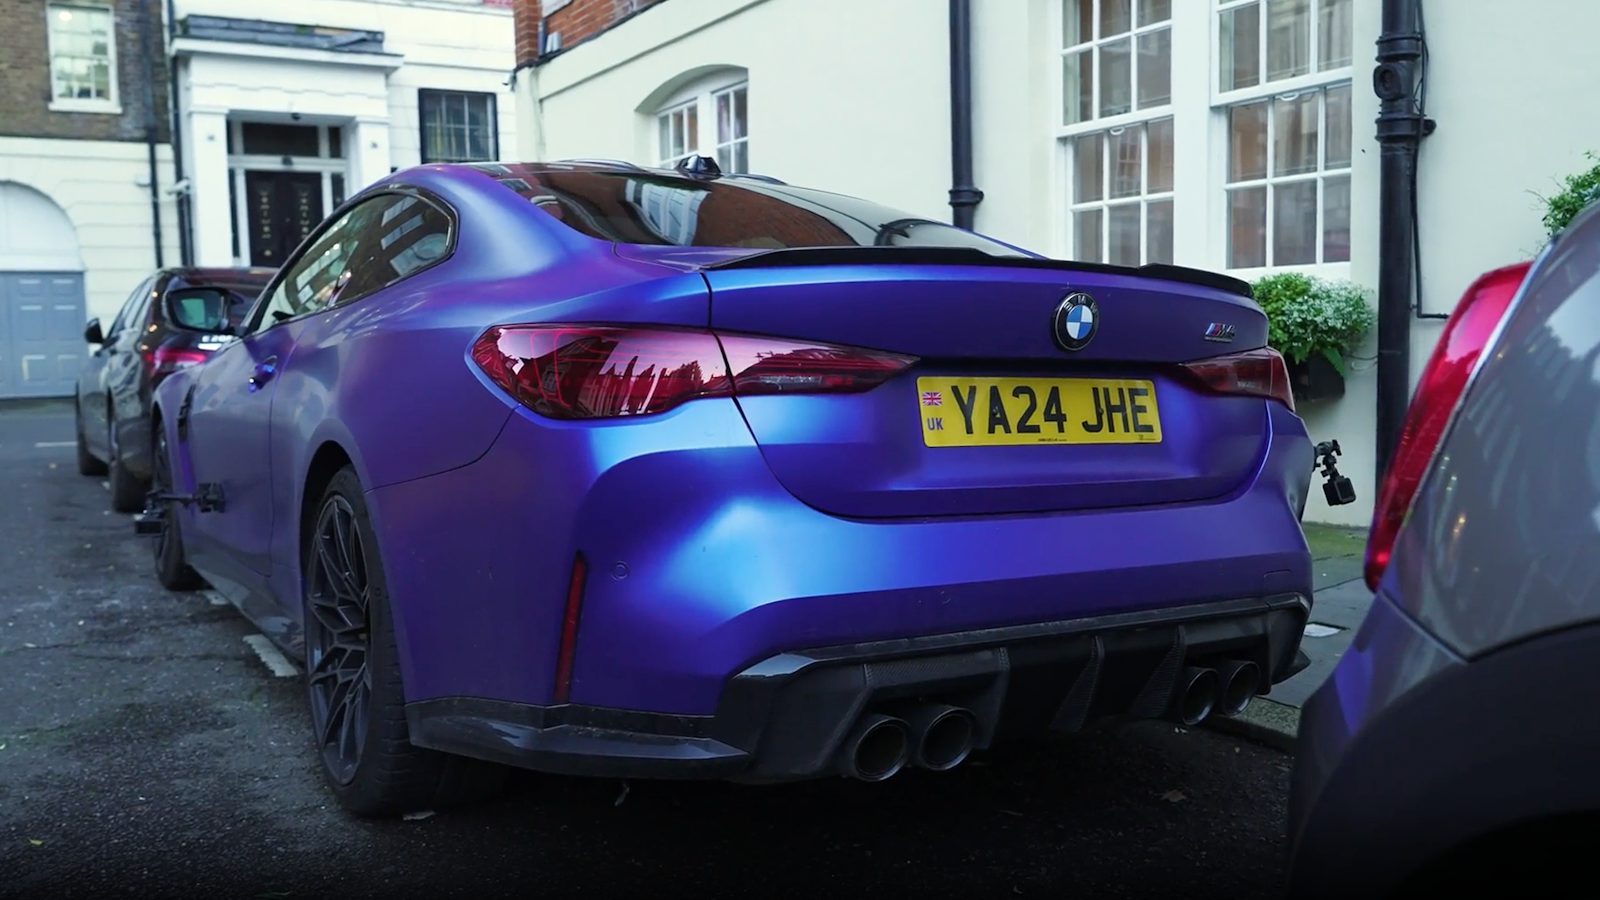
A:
[[1203, 323, 1236, 343]]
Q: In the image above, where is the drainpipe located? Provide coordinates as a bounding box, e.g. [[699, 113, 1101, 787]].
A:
[[138, 0, 164, 268], [947, 0, 983, 230], [163, 0, 193, 265], [1372, 0, 1428, 489]]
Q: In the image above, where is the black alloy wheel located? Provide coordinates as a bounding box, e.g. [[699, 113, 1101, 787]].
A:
[[301, 467, 507, 816], [306, 492, 373, 787]]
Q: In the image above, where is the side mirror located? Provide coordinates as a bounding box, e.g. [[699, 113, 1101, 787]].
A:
[[165, 288, 234, 334], [84, 318, 105, 345]]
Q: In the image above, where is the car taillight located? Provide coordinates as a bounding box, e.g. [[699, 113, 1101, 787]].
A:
[[143, 347, 209, 383], [717, 335, 917, 396], [470, 325, 918, 419], [1363, 260, 1532, 591], [1179, 347, 1296, 412]]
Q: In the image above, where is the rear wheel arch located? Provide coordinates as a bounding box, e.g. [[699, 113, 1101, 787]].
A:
[[300, 442, 356, 561]]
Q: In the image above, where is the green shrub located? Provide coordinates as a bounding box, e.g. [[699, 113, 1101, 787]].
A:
[[1250, 273, 1374, 375], [1540, 151, 1600, 238]]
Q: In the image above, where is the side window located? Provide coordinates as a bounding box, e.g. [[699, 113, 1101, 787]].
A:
[[255, 203, 373, 327], [252, 192, 452, 329], [107, 277, 155, 336], [341, 195, 453, 301]]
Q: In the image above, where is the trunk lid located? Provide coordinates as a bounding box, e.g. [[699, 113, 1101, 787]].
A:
[[700, 253, 1276, 519]]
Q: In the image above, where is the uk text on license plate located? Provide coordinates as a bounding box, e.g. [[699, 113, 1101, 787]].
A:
[[916, 377, 1163, 446]]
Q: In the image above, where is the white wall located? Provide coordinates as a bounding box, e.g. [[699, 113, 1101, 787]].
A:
[[0, 137, 181, 325], [533, 0, 951, 223]]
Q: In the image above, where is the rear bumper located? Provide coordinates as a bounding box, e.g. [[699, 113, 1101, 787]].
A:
[[370, 398, 1315, 716], [407, 592, 1309, 781]]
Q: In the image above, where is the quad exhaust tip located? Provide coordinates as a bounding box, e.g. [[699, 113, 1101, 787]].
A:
[[837, 713, 911, 782], [1212, 659, 1260, 718], [903, 703, 977, 772], [1175, 666, 1220, 725]]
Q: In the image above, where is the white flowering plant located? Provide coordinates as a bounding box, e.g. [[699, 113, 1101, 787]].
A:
[[1249, 273, 1374, 376]]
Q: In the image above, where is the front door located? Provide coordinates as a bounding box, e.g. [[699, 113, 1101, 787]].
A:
[[244, 172, 324, 270]]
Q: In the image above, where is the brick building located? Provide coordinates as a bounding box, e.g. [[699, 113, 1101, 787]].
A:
[[0, 0, 179, 398], [509, 0, 1600, 527]]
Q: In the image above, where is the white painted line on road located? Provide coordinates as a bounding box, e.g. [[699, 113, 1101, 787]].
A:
[[1303, 623, 1343, 638], [243, 634, 300, 678], [34, 441, 75, 448]]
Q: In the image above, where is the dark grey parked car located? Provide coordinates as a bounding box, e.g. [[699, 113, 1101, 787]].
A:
[[1286, 205, 1600, 897]]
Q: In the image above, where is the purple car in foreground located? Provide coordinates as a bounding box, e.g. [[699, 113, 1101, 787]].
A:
[[140, 157, 1318, 815]]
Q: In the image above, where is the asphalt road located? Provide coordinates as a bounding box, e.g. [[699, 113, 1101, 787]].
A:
[[0, 399, 1294, 899]]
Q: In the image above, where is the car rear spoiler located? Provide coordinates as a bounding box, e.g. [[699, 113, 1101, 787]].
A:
[[700, 246, 1254, 300]]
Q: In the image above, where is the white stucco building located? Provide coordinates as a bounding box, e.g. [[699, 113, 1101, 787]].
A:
[[171, 0, 517, 270], [510, 0, 1600, 525], [0, 0, 515, 399]]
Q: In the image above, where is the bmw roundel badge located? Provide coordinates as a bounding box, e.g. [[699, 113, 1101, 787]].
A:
[[1052, 292, 1099, 352]]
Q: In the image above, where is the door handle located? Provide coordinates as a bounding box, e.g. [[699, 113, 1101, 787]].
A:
[[249, 356, 278, 392]]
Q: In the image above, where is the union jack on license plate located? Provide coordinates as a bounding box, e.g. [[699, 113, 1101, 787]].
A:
[[921, 391, 943, 407]]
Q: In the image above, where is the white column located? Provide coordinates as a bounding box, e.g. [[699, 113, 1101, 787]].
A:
[[187, 108, 233, 267], [1167, 0, 1214, 270], [349, 118, 393, 194]]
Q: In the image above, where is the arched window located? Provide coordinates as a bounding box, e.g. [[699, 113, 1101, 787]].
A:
[[645, 68, 749, 173]]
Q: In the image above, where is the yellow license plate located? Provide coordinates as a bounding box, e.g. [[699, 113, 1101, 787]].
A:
[[916, 377, 1163, 446]]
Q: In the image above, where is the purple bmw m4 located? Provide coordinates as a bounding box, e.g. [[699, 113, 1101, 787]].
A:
[[140, 157, 1317, 815]]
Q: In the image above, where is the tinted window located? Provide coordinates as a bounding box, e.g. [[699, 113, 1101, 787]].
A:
[[474, 165, 1028, 256], [342, 195, 452, 298], [107, 277, 155, 336], [253, 192, 452, 330]]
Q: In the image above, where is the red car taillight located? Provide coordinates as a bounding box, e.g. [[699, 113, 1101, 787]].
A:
[[470, 325, 917, 419], [143, 347, 209, 384], [1362, 260, 1532, 591], [1179, 347, 1296, 412]]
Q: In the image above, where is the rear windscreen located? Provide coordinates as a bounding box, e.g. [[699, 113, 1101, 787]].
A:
[[472, 164, 1030, 257]]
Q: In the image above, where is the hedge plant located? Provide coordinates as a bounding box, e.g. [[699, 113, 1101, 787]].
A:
[[1250, 273, 1375, 376]]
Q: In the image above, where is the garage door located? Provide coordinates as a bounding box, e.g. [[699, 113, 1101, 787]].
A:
[[0, 272, 86, 399]]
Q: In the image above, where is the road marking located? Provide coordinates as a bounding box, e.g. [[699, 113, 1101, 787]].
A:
[[1304, 623, 1343, 638], [34, 441, 75, 448], [243, 634, 300, 678], [203, 590, 229, 607], [100, 480, 109, 492]]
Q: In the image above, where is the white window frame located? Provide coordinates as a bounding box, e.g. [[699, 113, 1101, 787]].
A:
[[1220, 85, 1352, 272], [711, 83, 750, 175], [655, 98, 700, 168], [1212, 0, 1354, 276], [1059, 0, 1174, 131], [1067, 118, 1176, 267], [1211, 0, 1353, 108], [650, 71, 750, 173], [46, 2, 120, 115], [1056, 1, 1174, 265]]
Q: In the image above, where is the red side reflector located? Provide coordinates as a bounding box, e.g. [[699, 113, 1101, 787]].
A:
[[552, 554, 588, 705], [1178, 347, 1296, 412], [1363, 260, 1532, 590]]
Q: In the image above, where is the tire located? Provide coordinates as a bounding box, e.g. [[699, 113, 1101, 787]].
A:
[[304, 466, 507, 817], [75, 398, 107, 477], [107, 409, 148, 513], [151, 424, 204, 592]]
